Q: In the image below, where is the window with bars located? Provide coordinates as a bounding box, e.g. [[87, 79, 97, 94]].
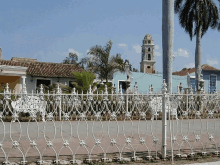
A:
[[37, 79, 51, 87], [190, 78, 196, 93], [210, 74, 217, 93]]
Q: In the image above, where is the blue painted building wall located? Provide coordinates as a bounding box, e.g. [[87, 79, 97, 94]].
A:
[[113, 72, 188, 94], [114, 69, 220, 94]]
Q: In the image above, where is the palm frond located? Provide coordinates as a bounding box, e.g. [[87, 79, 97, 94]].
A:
[[175, 0, 220, 39], [175, 0, 184, 13], [87, 40, 125, 82]]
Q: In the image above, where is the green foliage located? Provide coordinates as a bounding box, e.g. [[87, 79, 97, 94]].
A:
[[36, 83, 72, 94], [132, 67, 139, 72], [72, 71, 96, 93], [95, 82, 114, 94], [0, 85, 5, 93], [116, 58, 139, 72], [63, 52, 78, 64], [36, 84, 55, 93], [181, 68, 188, 71], [87, 40, 125, 83], [174, 0, 220, 40], [62, 52, 90, 70]]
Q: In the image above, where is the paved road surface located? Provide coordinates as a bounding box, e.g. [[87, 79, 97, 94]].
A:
[[0, 119, 219, 161]]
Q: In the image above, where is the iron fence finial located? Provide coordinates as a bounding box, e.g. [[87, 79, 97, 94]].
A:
[[162, 79, 167, 93]]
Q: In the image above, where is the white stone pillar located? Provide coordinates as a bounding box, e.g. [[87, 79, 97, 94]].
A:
[[19, 76, 24, 93], [20, 76, 26, 93], [21, 76, 26, 85]]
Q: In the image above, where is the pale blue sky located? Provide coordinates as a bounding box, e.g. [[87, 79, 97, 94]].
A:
[[0, 0, 219, 73]]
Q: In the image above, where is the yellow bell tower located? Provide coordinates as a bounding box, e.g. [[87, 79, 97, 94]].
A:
[[140, 34, 156, 73]]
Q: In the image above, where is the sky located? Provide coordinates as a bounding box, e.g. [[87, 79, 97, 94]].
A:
[[0, 0, 220, 73]]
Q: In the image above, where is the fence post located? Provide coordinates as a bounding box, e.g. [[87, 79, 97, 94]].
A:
[[59, 98, 62, 121], [125, 80, 131, 113], [162, 79, 167, 159], [56, 84, 62, 121]]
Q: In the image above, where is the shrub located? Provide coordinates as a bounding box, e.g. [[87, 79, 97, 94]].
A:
[[72, 71, 96, 94]]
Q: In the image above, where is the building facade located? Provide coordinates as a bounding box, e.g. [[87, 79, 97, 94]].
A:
[[0, 57, 83, 93], [173, 64, 220, 93], [113, 71, 188, 94]]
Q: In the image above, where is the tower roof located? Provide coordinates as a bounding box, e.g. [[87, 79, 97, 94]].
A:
[[144, 34, 153, 40]]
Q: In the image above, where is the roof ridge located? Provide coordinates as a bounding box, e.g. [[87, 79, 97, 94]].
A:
[[0, 59, 79, 66], [173, 63, 220, 76]]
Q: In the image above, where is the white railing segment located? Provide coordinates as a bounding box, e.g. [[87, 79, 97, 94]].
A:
[[0, 83, 219, 164]]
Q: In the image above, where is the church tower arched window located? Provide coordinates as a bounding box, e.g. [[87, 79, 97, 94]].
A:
[[148, 54, 151, 60], [148, 48, 150, 52]]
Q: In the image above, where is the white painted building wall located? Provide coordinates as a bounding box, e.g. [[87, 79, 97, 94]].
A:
[[25, 75, 76, 93]]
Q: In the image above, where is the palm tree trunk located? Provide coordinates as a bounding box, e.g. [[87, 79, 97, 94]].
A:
[[195, 25, 202, 91], [162, 0, 174, 160], [162, 0, 174, 94]]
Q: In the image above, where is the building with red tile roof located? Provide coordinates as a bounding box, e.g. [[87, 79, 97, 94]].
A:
[[0, 57, 84, 93], [172, 64, 220, 93], [172, 64, 220, 76], [0, 57, 83, 78]]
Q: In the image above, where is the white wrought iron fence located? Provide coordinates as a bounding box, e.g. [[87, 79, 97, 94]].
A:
[[0, 81, 219, 164]]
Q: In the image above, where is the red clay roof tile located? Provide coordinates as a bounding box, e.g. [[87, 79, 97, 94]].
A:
[[172, 64, 220, 76], [0, 59, 84, 78]]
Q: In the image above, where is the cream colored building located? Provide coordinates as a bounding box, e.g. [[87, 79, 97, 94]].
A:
[[0, 49, 83, 93]]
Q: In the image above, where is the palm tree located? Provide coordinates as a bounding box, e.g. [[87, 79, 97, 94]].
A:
[[175, 0, 220, 91], [162, 1, 174, 161], [87, 40, 124, 83], [162, 0, 174, 94]]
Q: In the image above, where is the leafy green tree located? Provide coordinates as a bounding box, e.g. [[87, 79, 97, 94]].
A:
[[115, 57, 139, 72], [114, 54, 124, 67], [63, 52, 91, 70], [71, 71, 96, 93], [63, 52, 79, 64], [87, 40, 125, 83], [132, 68, 139, 72], [175, 0, 220, 91], [78, 57, 89, 70]]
